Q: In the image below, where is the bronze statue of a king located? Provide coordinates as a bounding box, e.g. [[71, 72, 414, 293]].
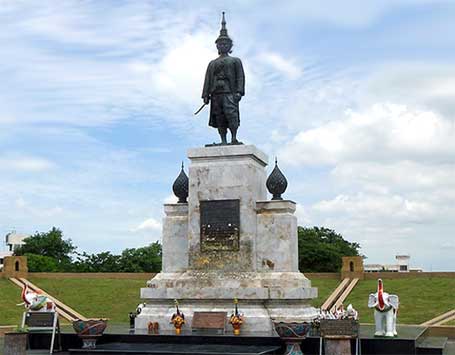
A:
[[201, 12, 245, 145]]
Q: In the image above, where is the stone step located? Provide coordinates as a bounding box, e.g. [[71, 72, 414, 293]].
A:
[[68, 342, 281, 355], [443, 340, 455, 355], [416, 336, 448, 355]]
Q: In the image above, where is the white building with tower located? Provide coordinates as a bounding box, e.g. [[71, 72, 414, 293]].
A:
[[364, 254, 423, 272], [5, 231, 27, 251]]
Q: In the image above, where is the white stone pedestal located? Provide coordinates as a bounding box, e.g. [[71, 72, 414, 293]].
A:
[[136, 145, 318, 332]]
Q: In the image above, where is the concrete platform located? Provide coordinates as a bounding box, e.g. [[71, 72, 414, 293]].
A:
[[416, 336, 448, 354], [24, 324, 450, 355], [69, 342, 280, 354]]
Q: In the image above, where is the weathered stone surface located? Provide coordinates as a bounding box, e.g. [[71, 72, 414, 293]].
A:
[[137, 144, 318, 333], [187, 145, 268, 272], [187, 145, 268, 165], [135, 299, 317, 332], [256, 200, 298, 272], [141, 286, 316, 300], [161, 204, 188, 272], [141, 287, 269, 300], [136, 300, 273, 332], [324, 339, 352, 355], [3, 333, 27, 355], [256, 200, 296, 214], [146, 271, 314, 292]]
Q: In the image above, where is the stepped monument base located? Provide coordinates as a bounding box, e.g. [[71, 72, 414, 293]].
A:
[[136, 145, 318, 333]]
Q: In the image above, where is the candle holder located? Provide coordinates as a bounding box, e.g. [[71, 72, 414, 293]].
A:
[[170, 299, 185, 335], [229, 298, 244, 335]]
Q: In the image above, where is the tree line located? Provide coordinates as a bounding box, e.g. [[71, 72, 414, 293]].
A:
[[14, 227, 162, 273], [14, 226, 361, 273]]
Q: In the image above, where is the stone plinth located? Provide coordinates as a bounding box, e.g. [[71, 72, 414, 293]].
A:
[[256, 200, 298, 272], [162, 203, 188, 273], [142, 271, 315, 300], [137, 145, 318, 332], [187, 145, 268, 272]]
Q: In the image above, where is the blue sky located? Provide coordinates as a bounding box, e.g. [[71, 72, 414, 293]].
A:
[[1, 1, 454, 271]]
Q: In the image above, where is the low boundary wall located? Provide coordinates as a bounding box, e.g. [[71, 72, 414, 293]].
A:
[[1, 271, 451, 280], [305, 272, 340, 279], [306, 272, 454, 280], [28, 272, 156, 279], [363, 272, 455, 279]]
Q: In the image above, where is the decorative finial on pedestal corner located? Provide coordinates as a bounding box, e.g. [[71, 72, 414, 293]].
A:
[[266, 157, 288, 200], [172, 162, 189, 203]]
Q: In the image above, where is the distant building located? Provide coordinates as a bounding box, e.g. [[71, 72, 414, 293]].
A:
[[5, 231, 27, 251], [396, 255, 410, 272], [364, 255, 423, 273], [0, 231, 28, 271]]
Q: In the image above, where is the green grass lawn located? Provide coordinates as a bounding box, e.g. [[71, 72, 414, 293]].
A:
[[27, 277, 147, 324], [307, 278, 340, 307], [345, 278, 455, 324], [0, 279, 26, 326], [2, 276, 454, 327], [2, 276, 340, 325]]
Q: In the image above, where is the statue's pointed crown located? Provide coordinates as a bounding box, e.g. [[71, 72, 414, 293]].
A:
[[215, 12, 232, 43]]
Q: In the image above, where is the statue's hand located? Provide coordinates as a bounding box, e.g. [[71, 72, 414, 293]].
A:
[[203, 97, 209, 105], [235, 93, 242, 102]]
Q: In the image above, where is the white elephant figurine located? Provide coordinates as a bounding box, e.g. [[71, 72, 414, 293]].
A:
[[17, 284, 55, 312], [368, 279, 399, 337]]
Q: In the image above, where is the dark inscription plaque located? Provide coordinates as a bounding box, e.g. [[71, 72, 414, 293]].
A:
[[25, 312, 55, 327], [200, 199, 240, 252], [192, 311, 226, 335], [320, 319, 359, 338]]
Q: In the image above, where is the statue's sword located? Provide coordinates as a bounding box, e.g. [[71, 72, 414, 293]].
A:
[[194, 103, 207, 115]]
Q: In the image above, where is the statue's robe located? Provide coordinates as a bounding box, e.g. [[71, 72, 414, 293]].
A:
[[202, 55, 245, 129]]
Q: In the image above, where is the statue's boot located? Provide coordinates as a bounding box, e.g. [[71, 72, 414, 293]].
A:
[[230, 128, 242, 145], [218, 128, 228, 145]]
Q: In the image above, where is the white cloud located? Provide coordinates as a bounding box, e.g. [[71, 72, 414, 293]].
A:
[[0, 155, 55, 172], [280, 103, 455, 166], [248, 1, 443, 29], [284, 101, 455, 269], [9, 195, 65, 219], [314, 193, 437, 224], [295, 204, 311, 225], [365, 64, 455, 117], [260, 52, 302, 79], [151, 33, 214, 109], [164, 195, 178, 204], [1, 1, 454, 270], [15, 197, 26, 208], [332, 161, 455, 192], [132, 218, 162, 232]]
